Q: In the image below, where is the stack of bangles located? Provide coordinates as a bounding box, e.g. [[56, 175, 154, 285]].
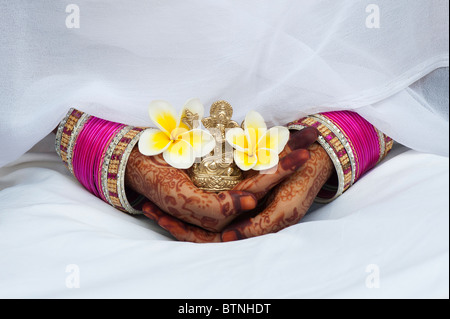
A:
[[288, 111, 393, 202], [55, 108, 393, 214], [55, 108, 146, 214]]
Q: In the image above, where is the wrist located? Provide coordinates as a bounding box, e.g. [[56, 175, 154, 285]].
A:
[[309, 142, 334, 179], [124, 145, 148, 197]]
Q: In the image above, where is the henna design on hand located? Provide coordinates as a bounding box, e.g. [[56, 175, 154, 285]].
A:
[[126, 126, 320, 234], [125, 149, 258, 231], [140, 142, 334, 243], [222, 143, 334, 241]]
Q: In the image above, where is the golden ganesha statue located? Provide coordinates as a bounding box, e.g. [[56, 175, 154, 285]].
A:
[[185, 100, 244, 192]]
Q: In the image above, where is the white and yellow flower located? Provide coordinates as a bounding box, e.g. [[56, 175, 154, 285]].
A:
[[138, 99, 215, 169], [225, 111, 289, 171]]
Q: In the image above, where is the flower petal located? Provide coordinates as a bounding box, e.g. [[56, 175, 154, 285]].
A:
[[257, 126, 290, 154], [183, 98, 205, 120], [163, 139, 195, 169], [233, 149, 257, 171], [179, 129, 216, 158], [225, 127, 250, 152], [244, 110, 267, 151], [179, 98, 205, 130], [148, 100, 179, 136], [170, 127, 189, 140], [138, 128, 172, 156], [253, 148, 279, 171]]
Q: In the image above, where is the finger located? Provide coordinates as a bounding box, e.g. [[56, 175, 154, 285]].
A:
[[233, 148, 310, 199], [168, 189, 258, 232], [222, 143, 331, 241], [142, 201, 221, 243], [232, 127, 318, 198], [215, 190, 259, 217], [139, 155, 258, 231], [281, 126, 319, 156], [222, 179, 307, 242]]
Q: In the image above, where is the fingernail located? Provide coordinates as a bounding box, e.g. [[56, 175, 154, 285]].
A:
[[240, 194, 257, 211], [221, 229, 244, 242], [143, 210, 156, 221], [142, 203, 158, 220]]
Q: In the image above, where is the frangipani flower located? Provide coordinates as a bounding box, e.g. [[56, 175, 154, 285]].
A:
[[138, 99, 216, 169], [225, 111, 289, 171]]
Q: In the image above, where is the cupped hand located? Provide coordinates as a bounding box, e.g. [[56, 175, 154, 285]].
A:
[[141, 142, 334, 242], [125, 127, 319, 233]]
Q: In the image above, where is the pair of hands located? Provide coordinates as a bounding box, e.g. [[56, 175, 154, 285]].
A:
[[125, 127, 334, 243]]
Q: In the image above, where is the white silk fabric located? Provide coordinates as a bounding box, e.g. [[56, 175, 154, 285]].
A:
[[0, 1, 449, 299], [0, 0, 448, 167]]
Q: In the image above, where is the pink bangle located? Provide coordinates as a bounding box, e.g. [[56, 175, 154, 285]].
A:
[[321, 111, 381, 183], [57, 108, 146, 214], [288, 111, 393, 202], [72, 117, 106, 196]]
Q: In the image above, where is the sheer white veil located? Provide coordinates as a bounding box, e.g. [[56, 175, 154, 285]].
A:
[[1, 0, 448, 167]]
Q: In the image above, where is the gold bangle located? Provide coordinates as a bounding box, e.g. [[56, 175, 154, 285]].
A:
[[103, 126, 146, 214], [55, 108, 90, 174]]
